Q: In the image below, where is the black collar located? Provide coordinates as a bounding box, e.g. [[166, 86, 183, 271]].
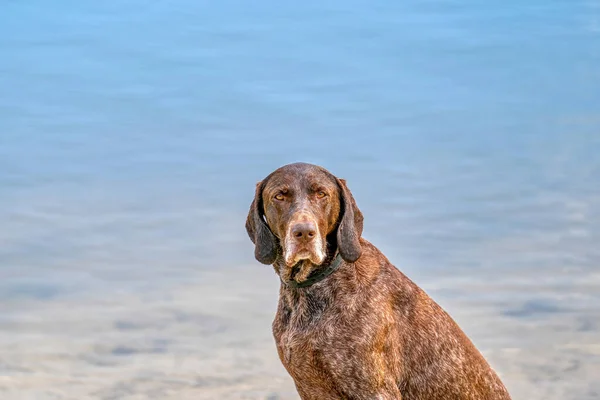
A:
[[282, 253, 344, 289]]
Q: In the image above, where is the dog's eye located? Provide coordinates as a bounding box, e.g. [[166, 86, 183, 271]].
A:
[[274, 193, 285, 201], [316, 191, 327, 199]]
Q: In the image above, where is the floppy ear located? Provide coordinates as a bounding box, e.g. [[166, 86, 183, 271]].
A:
[[336, 178, 364, 262], [245, 181, 279, 265]]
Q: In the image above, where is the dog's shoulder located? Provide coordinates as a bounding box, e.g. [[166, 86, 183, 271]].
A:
[[355, 238, 420, 292]]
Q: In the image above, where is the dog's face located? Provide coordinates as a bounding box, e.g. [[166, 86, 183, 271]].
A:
[[246, 163, 364, 281], [262, 164, 340, 267]]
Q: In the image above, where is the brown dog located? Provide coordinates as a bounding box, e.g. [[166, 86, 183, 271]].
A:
[[246, 162, 511, 400]]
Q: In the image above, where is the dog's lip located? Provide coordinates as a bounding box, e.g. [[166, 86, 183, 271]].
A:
[[285, 249, 312, 266], [295, 249, 312, 257]]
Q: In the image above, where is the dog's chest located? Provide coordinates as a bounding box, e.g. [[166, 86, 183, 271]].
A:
[[275, 320, 351, 391], [273, 306, 388, 396], [276, 318, 338, 368]]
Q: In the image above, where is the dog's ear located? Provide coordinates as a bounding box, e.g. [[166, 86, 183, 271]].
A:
[[245, 181, 278, 265], [336, 178, 363, 263]]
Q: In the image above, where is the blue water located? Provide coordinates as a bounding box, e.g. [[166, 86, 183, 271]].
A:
[[1, 0, 599, 299]]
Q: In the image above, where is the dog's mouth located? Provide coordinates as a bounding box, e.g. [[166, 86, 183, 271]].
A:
[[284, 245, 325, 267], [281, 243, 326, 283], [292, 249, 313, 262]]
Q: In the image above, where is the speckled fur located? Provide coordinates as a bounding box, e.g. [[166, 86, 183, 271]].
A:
[[246, 163, 511, 400]]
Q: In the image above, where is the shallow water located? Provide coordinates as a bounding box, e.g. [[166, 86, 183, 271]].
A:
[[1, 1, 599, 399]]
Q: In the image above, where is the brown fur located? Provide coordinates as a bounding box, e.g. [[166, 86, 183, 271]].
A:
[[246, 163, 511, 400]]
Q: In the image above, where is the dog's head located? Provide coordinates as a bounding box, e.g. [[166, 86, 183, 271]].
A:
[[245, 163, 363, 282]]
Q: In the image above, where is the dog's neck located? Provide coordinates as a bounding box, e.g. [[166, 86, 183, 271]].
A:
[[274, 251, 355, 328]]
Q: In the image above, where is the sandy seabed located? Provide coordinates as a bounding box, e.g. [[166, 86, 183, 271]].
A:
[[1, 264, 599, 400]]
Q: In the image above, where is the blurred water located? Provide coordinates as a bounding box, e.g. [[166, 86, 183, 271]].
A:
[[1, 1, 600, 398], [1, 0, 599, 306]]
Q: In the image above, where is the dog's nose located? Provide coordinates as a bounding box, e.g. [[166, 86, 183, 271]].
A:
[[291, 222, 317, 243]]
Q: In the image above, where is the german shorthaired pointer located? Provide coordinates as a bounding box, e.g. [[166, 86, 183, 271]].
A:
[[246, 162, 511, 400]]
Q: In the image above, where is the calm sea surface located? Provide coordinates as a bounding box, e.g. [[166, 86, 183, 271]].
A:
[[1, 0, 599, 319], [1, 1, 600, 398]]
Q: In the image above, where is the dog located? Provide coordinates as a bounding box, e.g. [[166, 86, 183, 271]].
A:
[[245, 162, 511, 400]]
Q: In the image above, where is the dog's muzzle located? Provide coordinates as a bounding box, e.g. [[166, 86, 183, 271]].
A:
[[283, 217, 326, 269]]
